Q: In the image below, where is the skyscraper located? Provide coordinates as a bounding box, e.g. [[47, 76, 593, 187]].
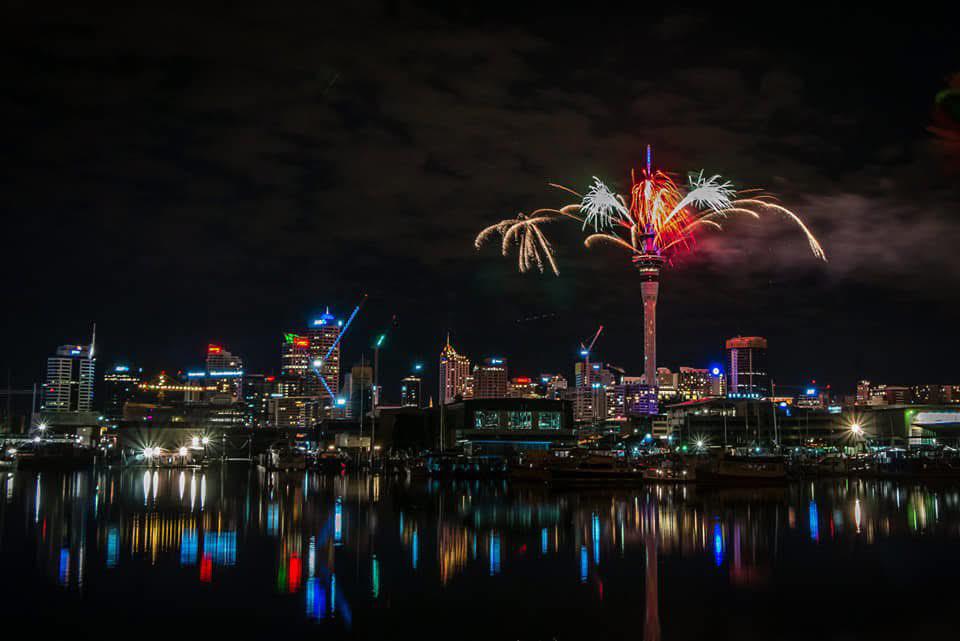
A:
[[439, 335, 471, 404], [726, 336, 770, 398], [281, 333, 311, 376], [206, 344, 244, 401], [42, 342, 96, 413], [303, 309, 343, 405], [473, 357, 508, 399], [103, 364, 141, 419]]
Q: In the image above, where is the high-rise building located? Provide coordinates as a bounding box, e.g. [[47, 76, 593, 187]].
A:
[[103, 364, 141, 419], [304, 309, 343, 406], [281, 333, 311, 377], [726, 336, 770, 398], [206, 344, 244, 401], [242, 374, 272, 428], [439, 336, 471, 404], [401, 374, 422, 407], [42, 343, 95, 413], [474, 357, 508, 399]]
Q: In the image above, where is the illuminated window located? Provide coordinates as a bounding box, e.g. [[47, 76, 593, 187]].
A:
[[508, 411, 533, 430], [538, 412, 561, 430], [474, 410, 499, 429]]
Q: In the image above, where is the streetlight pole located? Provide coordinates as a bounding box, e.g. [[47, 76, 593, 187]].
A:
[[370, 334, 385, 469]]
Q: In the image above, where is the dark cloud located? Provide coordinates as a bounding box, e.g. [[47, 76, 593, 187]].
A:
[[3, 4, 959, 396]]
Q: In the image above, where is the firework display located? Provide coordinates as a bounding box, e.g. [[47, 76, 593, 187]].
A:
[[475, 145, 826, 387], [476, 145, 825, 275]]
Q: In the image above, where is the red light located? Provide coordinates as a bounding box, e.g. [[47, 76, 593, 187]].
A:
[[294, 338, 310, 348], [288, 555, 302, 593], [207, 344, 222, 354], [200, 555, 212, 583], [265, 376, 275, 382], [515, 377, 531, 384]]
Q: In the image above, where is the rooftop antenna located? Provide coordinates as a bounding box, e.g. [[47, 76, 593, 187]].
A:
[[90, 322, 97, 359], [646, 144, 652, 175]]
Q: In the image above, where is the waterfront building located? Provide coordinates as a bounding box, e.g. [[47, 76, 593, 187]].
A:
[[473, 358, 508, 399], [267, 396, 320, 429], [42, 342, 95, 413], [442, 397, 575, 455], [439, 336, 471, 404], [726, 336, 770, 398]]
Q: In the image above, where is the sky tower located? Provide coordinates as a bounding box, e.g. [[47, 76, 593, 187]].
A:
[[634, 145, 665, 389]]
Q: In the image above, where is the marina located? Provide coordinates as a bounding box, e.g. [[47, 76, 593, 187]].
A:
[[1, 465, 959, 639]]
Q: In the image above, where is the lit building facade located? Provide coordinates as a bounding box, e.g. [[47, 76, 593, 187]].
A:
[[103, 364, 141, 419], [205, 344, 244, 401], [507, 376, 539, 399], [677, 367, 711, 400], [401, 374, 422, 408], [474, 358, 508, 399], [726, 336, 770, 398], [439, 337, 471, 404], [304, 309, 343, 405], [42, 343, 95, 413]]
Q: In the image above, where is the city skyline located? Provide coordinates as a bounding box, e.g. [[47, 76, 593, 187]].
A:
[[4, 7, 959, 397]]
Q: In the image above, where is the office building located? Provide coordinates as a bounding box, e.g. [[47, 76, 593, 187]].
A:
[[206, 344, 244, 401], [103, 364, 141, 420], [726, 336, 770, 398], [474, 357, 508, 399], [304, 308, 343, 405], [42, 343, 95, 413]]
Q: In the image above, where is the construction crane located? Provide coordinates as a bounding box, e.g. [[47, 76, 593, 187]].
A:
[[578, 326, 604, 424], [579, 325, 604, 374]]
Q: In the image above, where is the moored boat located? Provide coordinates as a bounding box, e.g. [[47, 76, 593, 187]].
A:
[[697, 454, 790, 485]]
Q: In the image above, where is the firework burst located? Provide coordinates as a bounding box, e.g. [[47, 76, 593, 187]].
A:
[[475, 146, 826, 271]]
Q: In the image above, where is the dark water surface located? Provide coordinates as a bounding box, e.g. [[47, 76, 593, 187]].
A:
[[1, 466, 958, 640]]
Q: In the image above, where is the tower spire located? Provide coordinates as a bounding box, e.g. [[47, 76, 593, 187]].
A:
[[90, 322, 97, 359], [646, 144, 652, 175]]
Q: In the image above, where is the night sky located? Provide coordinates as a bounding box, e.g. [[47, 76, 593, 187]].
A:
[[4, 4, 959, 400]]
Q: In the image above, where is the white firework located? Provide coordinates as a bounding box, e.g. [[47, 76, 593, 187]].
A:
[[580, 177, 630, 231]]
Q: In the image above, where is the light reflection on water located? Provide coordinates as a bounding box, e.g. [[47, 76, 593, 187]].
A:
[[1, 468, 960, 639]]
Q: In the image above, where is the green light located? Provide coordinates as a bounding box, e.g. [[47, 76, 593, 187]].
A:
[[376, 334, 386, 347]]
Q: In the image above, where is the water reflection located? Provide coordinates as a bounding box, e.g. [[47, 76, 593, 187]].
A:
[[2, 468, 960, 638]]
